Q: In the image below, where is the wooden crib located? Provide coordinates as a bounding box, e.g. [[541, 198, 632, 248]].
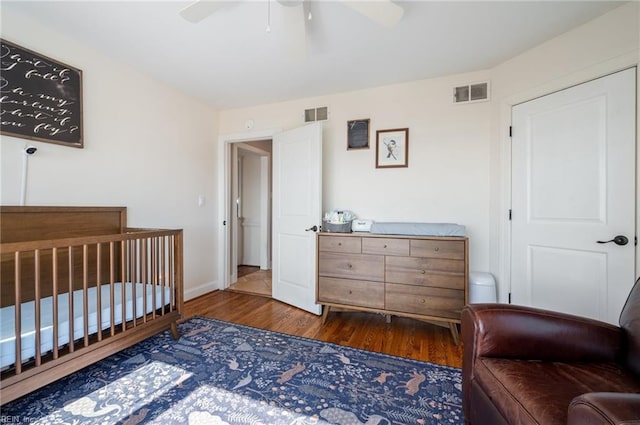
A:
[[0, 206, 184, 404]]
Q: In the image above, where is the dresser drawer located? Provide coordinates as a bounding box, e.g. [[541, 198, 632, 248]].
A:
[[385, 283, 464, 320], [362, 238, 409, 256], [410, 239, 465, 260], [318, 277, 384, 309], [318, 235, 361, 253], [318, 252, 384, 281], [386, 256, 465, 288]]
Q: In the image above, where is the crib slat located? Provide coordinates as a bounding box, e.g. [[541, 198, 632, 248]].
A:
[[161, 236, 166, 316], [34, 249, 41, 366], [156, 237, 160, 315], [130, 239, 137, 327], [121, 240, 126, 332], [68, 246, 74, 354], [142, 238, 148, 323], [152, 237, 157, 319], [109, 242, 115, 337], [83, 245, 89, 347], [52, 248, 59, 359], [169, 235, 175, 310], [96, 244, 102, 342], [14, 252, 22, 374], [128, 242, 132, 328]]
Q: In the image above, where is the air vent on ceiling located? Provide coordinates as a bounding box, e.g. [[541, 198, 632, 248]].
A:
[[453, 82, 490, 104], [304, 106, 329, 122]]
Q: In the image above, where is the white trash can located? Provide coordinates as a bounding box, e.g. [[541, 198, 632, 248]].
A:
[[469, 271, 497, 303]]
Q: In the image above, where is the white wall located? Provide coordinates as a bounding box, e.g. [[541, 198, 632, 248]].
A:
[[219, 71, 493, 272], [488, 2, 640, 302], [0, 8, 220, 300], [3, 3, 636, 306], [219, 2, 639, 297]]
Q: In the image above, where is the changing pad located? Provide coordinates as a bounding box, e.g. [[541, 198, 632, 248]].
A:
[[370, 222, 466, 237]]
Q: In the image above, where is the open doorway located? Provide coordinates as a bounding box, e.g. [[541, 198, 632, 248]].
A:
[[218, 123, 322, 314], [228, 140, 273, 297]]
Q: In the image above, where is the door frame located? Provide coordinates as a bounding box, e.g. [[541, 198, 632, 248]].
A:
[[217, 129, 280, 289], [497, 65, 638, 304]]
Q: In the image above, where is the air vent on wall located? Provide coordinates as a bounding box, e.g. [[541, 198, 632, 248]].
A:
[[453, 82, 489, 104], [304, 106, 329, 122]]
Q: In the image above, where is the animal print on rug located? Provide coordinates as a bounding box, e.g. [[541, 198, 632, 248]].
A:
[[3, 317, 464, 424]]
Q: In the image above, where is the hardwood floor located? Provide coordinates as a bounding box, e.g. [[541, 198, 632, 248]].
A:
[[183, 290, 463, 368], [228, 268, 272, 297], [237, 265, 260, 278]]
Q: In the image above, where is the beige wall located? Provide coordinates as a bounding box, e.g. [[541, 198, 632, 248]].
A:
[[0, 8, 220, 300], [219, 70, 493, 274]]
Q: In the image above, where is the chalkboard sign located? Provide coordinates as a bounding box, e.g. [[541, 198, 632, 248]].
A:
[[347, 119, 370, 150], [0, 39, 83, 148]]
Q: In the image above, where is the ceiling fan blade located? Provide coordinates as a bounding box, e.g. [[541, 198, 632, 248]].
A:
[[281, 3, 307, 60], [343, 0, 404, 28], [180, 0, 229, 23]]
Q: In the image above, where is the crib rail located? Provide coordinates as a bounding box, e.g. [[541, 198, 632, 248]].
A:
[[0, 228, 183, 379]]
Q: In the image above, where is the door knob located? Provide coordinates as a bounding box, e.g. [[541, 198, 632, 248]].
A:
[[597, 235, 629, 246], [305, 225, 318, 232]]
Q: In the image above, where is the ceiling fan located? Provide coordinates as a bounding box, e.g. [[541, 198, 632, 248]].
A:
[[179, 0, 405, 59]]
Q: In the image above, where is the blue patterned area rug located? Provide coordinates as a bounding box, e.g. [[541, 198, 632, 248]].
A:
[[3, 317, 464, 424]]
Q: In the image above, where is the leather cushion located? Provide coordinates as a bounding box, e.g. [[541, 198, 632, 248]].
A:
[[568, 393, 640, 425], [474, 358, 640, 425]]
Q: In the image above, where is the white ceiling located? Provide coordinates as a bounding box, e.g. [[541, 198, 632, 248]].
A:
[[2, 1, 624, 109]]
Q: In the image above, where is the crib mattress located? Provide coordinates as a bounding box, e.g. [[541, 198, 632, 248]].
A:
[[0, 282, 171, 369]]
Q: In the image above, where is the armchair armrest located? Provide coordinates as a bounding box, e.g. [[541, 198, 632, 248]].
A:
[[461, 304, 623, 362], [568, 393, 640, 425]]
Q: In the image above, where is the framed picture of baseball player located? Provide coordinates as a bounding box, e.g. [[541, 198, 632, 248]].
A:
[[376, 128, 408, 168]]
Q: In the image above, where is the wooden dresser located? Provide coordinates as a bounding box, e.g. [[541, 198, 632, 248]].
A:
[[316, 232, 469, 344]]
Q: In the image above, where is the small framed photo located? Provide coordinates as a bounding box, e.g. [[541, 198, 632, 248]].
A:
[[347, 119, 370, 150], [376, 128, 409, 168]]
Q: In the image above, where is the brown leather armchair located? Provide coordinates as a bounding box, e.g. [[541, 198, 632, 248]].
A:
[[462, 278, 640, 425]]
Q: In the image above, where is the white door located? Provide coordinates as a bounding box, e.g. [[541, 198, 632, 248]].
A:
[[511, 68, 636, 325], [272, 122, 323, 315]]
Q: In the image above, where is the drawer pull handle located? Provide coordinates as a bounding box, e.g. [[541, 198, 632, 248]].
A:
[[347, 264, 353, 269], [338, 242, 342, 246], [420, 298, 426, 303], [383, 244, 387, 248], [421, 270, 426, 274], [434, 247, 440, 252], [348, 290, 353, 295]]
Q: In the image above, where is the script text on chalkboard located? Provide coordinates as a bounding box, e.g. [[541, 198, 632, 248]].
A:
[[0, 39, 83, 148]]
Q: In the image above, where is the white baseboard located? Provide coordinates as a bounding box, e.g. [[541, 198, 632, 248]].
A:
[[184, 280, 221, 301]]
